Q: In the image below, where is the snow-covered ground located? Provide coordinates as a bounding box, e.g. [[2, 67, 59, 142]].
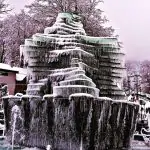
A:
[[131, 140, 150, 150]]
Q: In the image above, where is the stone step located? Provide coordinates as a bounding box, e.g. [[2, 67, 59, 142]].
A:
[[49, 69, 85, 82], [59, 79, 96, 87], [27, 83, 44, 91], [38, 78, 48, 84], [65, 74, 92, 81], [26, 89, 41, 96], [53, 85, 99, 98]]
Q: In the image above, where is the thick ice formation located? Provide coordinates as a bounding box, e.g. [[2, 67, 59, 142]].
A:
[[3, 13, 139, 150], [20, 12, 125, 100]]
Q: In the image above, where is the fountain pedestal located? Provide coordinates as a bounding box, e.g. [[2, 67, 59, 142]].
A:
[[3, 95, 139, 149]]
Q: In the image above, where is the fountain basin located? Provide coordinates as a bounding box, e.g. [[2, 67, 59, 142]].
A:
[[3, 94, 139, 150]]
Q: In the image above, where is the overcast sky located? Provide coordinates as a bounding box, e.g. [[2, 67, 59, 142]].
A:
[[8, 0, 150, 61]]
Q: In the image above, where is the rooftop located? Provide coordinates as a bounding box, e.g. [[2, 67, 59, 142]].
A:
[[0, 63, 27, 81]]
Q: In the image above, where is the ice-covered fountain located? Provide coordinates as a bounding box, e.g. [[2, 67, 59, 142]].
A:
[[3, 13, 139, 149]]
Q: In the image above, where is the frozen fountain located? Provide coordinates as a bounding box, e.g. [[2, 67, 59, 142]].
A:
[[3, 13, 139, 149], [11, 105, 22, 150]]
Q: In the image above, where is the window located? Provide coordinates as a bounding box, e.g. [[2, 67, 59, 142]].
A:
[[0, 71, 8, 76]]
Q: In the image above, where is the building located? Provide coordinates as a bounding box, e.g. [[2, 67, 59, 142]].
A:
[[0, 63, 27, 95]]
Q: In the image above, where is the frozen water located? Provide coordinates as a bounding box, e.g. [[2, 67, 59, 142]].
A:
[[146, 113, 150, 129], [46, 145, 52, 150], [22, 148, 42, 150], [3, 12, 139, 150], [11, 105, 22, 150], [80, 135, 83, 150], [11, 111, 16, 150], [69, 93, 94, 99]]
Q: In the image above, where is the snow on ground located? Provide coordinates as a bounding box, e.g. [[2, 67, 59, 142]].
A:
[[131, 140, 150, 150]]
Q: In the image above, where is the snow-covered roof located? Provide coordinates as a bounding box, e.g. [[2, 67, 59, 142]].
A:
[[16, 74, 26, 81], [0, 63, 18, 72], [15, 67, 27, 81], [145, 101, 150, 108], [0, 63, 27, 81]]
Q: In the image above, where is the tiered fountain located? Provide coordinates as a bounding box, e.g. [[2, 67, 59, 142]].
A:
[[3, 13, 139, 149]]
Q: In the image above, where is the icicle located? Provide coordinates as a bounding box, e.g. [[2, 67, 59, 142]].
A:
[[46, 145, 52, 150], [11, 105, 22, 150], [11, 112, 16, 150], [80, 134, 83, 150]]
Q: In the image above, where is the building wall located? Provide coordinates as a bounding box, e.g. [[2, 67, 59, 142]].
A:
[[0, 72, 16, 95]]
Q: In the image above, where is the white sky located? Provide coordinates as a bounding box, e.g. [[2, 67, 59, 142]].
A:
[[7, 0, 150, 61], [7, 0, 33, 12]]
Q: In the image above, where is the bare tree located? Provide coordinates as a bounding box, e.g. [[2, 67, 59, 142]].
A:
[[1, 10, 47, 65], [123, 60, 141, 94], [26, 0, 114, 37], [0, 0, 11, 16], [0, 0, 11, 63], [140, 60, 150, 93], [0, 22, 8, 63]]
